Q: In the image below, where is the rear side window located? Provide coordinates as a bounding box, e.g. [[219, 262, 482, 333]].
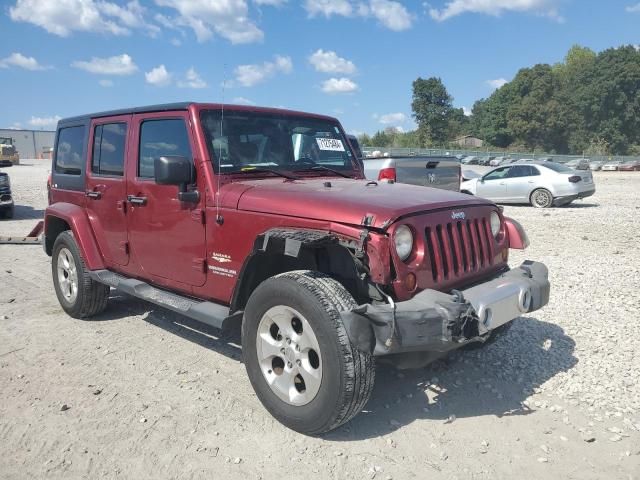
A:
[[508, 165, 539, 178], [138, 119, 192, 178], [92, 123, 127, 176], [55, 126, 85, 175]]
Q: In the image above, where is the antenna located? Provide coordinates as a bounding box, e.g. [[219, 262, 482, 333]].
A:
[[215, 64, 226, 225]]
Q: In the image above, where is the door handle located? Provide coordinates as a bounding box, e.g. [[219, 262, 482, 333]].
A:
[[498, 182, 506, 185], [127, 195, 147, 206], [85, 190, 102, 199], [528, 180, 535, 183]]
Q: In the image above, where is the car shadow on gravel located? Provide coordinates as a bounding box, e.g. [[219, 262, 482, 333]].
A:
[[12, 205, 45, 219], [326, 316, 577, 441], [92, 291, 244, 361]]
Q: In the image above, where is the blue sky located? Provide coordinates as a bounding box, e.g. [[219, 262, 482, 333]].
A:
[[0, 0, 638, 135]]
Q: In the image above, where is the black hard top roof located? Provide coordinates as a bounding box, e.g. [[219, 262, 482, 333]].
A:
[[59, 102, 193, 124]]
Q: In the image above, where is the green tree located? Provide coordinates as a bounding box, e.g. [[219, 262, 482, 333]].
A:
[[411, 77, 453, 146]]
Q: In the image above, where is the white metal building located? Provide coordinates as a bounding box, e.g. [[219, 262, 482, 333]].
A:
[[0, 129, 56, 159]]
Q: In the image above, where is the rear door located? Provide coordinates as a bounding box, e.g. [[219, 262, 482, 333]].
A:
[[85, 116, 130, 266], [504, 165, 540, 202], [126, 112, 207, 287]]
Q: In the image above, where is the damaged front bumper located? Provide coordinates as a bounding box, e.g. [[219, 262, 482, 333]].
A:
[[342, 261, 550, 356]]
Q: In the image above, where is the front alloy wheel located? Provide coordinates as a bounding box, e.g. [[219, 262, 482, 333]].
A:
[[256, 305, 323, 406]]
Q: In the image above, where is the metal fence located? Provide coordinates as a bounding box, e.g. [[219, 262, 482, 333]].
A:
[[361, 146, 640, 164]]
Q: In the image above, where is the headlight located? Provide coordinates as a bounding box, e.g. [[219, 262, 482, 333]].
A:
[[394, 225, 414, 261], [490, 211, 501, 237]]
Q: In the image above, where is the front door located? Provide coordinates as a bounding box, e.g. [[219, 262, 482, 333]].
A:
[[85, 116, 130, 266], [476, 166, 510, 201], [126, 112, 207, 287]]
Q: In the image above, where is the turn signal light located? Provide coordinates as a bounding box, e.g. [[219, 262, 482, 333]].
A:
[[378, 167, 396, 182], [568, 175, 582, 183], [404, 273, 417, 291]]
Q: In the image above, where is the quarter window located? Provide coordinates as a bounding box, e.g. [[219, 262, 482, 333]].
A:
[[138, 119, 192, 178], [92, 123, 127, 176], [55, 126, 85, 175]]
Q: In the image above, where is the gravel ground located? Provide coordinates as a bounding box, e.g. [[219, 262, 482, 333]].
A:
[[1, 161, 639, 479]]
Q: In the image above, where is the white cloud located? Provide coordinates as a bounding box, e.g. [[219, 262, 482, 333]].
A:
[[462, 106, 472, 116], [8, 122, 22, 130], [155, 0, 264, 44], [28, 115, 61, 128], [178, 67, 207, 88], [99, 79, 114, 87], [304, 0, 353, 17], [9, 0, 158, 37], [486, 78, 508, 89], [0, 52, 49, 70], [145, 65, 172, 86], [321, 77, 358, 94], [309, 49, 356, 74], [626, 3, 640, 12], [304, 0, 413, 30], [232, 96, 255, 105], [378, 112, 406, 124], [255, 0, 287, 5], [429, 0, 564, 22], [72, 54, 138, 75], [234, 55, 293, 87], [362, 0, 413, 31]]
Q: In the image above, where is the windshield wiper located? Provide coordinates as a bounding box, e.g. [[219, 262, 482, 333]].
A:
[[297, 165, 353, 178], [238, 167, 298, 180]]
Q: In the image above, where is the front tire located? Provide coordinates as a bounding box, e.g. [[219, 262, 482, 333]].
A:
[[242, 270, 375, 435], [52, 231, 109, 318], [530, 188, 554, 208]]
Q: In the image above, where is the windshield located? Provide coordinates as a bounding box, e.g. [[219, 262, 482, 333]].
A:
[[200, 110, 358, 175], [543, 162, 574, 173]]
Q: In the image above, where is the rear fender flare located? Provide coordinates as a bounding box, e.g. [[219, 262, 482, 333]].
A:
[[44, 203, 105, 270]]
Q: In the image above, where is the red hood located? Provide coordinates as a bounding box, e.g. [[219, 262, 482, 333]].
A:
[[221, 177, 492, 229]]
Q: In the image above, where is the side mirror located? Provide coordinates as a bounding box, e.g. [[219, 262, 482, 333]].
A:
[[154, 156, 199, 203]]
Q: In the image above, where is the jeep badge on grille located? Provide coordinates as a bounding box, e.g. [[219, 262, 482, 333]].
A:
[[451, 211, 466, 220]]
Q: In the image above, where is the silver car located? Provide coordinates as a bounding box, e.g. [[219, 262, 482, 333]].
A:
[[460, 161, 596, 208]]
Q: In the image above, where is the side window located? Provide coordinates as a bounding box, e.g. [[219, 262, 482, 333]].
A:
[[484, 167, 510, 181], [138, 119, 192, 178], [92, 123, 127, 176], [528, 166, 541, 176], [507, 166, 528, 178], [55, 126, 85, 175]]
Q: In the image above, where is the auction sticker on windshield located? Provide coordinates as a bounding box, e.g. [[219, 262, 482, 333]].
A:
[[316, 138, 345, 151]]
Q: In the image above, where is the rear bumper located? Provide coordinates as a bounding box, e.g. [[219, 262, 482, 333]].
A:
[[556, 187, 595, 204], [342, 261, 550, 356]]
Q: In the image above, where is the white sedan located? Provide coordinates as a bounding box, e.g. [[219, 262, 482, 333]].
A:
[[460, 162, 596, 208]]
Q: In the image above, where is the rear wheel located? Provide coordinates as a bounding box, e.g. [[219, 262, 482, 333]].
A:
[[242, 270, 375, 435], [52, 231, 110, 318], [530, 188, 554, 208]]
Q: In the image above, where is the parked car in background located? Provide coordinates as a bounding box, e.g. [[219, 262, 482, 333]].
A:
[[478, 156, 495, 166], [589, 161, 604, 171], [602, 161, 622, 171], [364, 155, 460, 191], [461, 156, 480, 165], [0, 171, 14, 218], [565, 158, 590, 170], [0, 137, 20, 166], [460, 161, 595, 208], [618, 160, 640, 171]]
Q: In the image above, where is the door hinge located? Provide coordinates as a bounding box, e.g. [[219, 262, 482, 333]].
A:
[[191, 209, 206, 225], [192, 258, 207, 273]]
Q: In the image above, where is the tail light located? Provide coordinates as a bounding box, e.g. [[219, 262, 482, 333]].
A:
[[568, 175, 581, 183], [378, 167, 396, 182]]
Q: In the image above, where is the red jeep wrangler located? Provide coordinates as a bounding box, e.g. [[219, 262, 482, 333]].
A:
[[45, 103, 550, 434]]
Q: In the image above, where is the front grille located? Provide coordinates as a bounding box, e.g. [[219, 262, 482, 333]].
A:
[[425, 217, 494, 282]]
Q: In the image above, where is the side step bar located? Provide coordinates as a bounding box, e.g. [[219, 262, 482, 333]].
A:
[[89, 269, 231, 330]]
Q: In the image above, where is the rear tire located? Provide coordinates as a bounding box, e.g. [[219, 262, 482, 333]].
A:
[[52, 231, 109, 319], [530, 188, 554, 208], [242, 270, 375, 435]]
